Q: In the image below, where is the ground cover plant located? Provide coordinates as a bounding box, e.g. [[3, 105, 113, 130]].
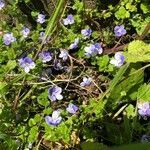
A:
[[0, 0, 150, 149]]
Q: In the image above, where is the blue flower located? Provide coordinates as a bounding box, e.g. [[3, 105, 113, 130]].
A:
[[81, 28, 92, 37], [21, 27, 30, 38], [45, 110, 62, 126], [19, 57, 35, 73], [84, 43, 103, 57], [69, 38, 79, 49], [59, 49, 69, 61], [37, 14, 46, 24], [80, 77, 92, 87], [0, 0, 5, 10], [66, 103, 79, 114], [138, 102, 150, 117], [39, 32, 45, 42], [63, 14, 74, 25], [3, 33, 16, 45], [39, 32, 45, 40], [48, 86, 63, 102], [110, 52, 125, 67], [84, 44, 96, 57], [114, 25, 126, 37], [39, 51, 52, 63], [39, 32, 51, 43], [94, 43, 103, 54], [53, 60, 63, 70]]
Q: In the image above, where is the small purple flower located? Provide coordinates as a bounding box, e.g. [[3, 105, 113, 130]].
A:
[[110, 52, 125, 67], [39, 32, 45, 40], [19, 57, 35, 73], [59, 50, 69, 61], [94, 43, 103, 54], [114, 25, 126, 37], [81, 28, 92, 37], [0, 0, 5, 10], [21, 27, 30, 38], [45, 110, 62, 126], [84, 44, 96, 57], [39, 51, 52, 63], [69, 38, 79, 49], [37, 14, 46, 24], [48, 86, 63, 102], [53, 60, 63, 70], [138, 102, 150, 117], [66, 103, 79, 114], [84, 43, 103, 57], [39, 32, 51, 43], [3, 33, 16, 45], [80, 77, 92, 87], [63, 14, 74, 25]]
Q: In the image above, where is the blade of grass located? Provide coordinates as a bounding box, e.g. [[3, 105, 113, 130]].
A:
[[100, 63, 130, 101], [91, 63, 130, 114], [34, 0, 67, 59]]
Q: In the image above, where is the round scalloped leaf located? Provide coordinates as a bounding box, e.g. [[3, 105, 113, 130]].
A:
[[127, 40, 150, 63]]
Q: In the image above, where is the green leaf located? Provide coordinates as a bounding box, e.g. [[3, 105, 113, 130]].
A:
[[96, 55, 109, 72], [137, 84, 150, 102], [103, 12, 112, 19], [140, 3, 150, 14], [31, 11, 38, 17], [0, 82, 7, 91], [56, 123, 71, 143], [125, 104, 135, 118], [28, 114, 42, 127], [109, 63, 130, 93], [5, 60, 17, 71], [127, 40, 150, 63], [44, 122, 72, 143], [37, 91, 50, 107], [107, 64, 143, 109], [83, 99, 106, 119], [81, 142, 109, 150], [0, 132, 19, 150], [131, 16, 150, 35], [115, 6, 130, 19], [125, 3, 137, 12], [34, 114, 42, 123], [43, 108, 52, 115], [73, 0, 84, 12], [0, 132, 7, 139], [7, 48, 16, 59], [0, 81, 8, 94], [28, 118, 36, 127], [28, 126, 38, 142], [111, 143, 150, 150], [31, 31, 40, 42]]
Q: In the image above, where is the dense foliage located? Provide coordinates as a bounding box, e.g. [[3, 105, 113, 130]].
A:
[[0, 0, 150, 149]]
